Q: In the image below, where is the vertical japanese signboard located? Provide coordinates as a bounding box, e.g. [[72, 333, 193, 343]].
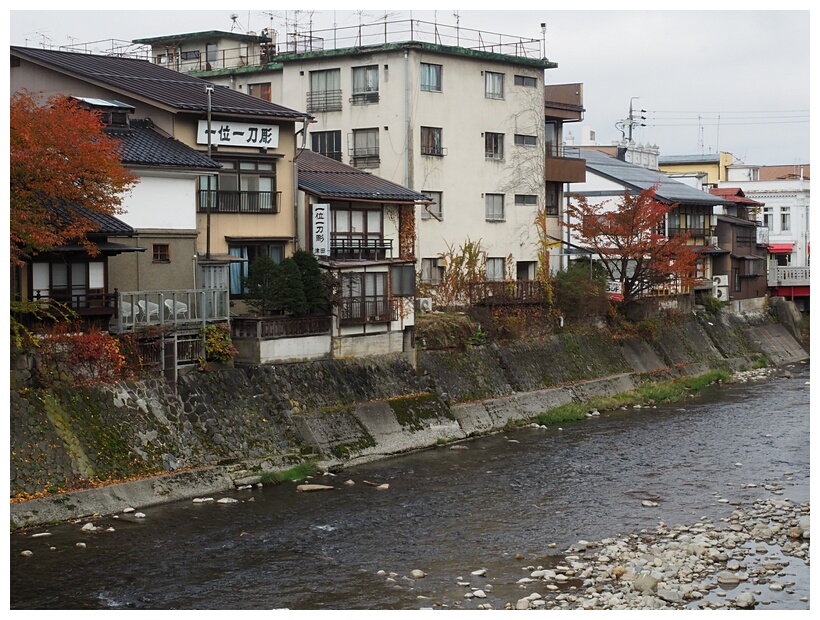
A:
[[312, 204, 330, 256], [606, 279, 624, 302]]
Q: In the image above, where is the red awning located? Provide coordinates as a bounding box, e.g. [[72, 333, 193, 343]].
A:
[[768, 243, 794, 253]]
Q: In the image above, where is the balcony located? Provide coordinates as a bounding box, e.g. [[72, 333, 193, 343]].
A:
[[339, 296, 399, 325], [231, 315, 332, 339], [329, 238, 394, 261], [307, 90, 343, 113], [769, 265, 810, 287], [468, 280, 550, 306], [545, 145, 586, 183], [111, 289, 230, 334], [197, 190, 281, 214]]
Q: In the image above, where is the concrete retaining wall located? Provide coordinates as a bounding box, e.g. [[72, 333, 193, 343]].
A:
[[10, 309, 808, 529]]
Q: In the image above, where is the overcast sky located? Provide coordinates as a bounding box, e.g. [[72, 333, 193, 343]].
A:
[[8, 6, 812, 167]]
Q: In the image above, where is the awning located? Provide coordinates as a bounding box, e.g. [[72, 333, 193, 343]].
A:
[[768, 243, 794, 253], [732, 254, 766, 260]]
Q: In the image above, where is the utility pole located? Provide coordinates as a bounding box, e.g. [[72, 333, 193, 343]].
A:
[[205, 85, 213, 260], [615, 97, 646, 142]]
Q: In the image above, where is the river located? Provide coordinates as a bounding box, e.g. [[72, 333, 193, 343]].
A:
[[9, 362, 810, 610]]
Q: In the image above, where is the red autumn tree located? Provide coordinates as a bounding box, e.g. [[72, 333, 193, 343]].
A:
[[10, 90, 137, 267], [562, 187, 700, 307]]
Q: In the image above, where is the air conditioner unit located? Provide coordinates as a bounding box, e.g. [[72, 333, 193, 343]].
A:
[[416, 297, 433, 312], [712, 275, 729, 300]]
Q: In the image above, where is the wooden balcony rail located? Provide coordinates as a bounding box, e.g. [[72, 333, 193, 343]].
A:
[[468, 280, 550, 306], [31, 290, 116, 317], [231, 315, 332, 339], [197, 190, 281, 214], [339, 296, 398, 325]]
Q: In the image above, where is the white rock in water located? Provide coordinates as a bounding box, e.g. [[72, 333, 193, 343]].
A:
[[410, 569, 426, 578], [296, 484, 334, 492], [193, 497, 214, 503], [217, 497, 239, 503], [81, 523, 97, 531], [642, 500, 659, 507], [735, 592, 756, 608], [122, 507, 135, 513], [134, 512, 146, 518], [76, 542, 87, 548], [471, 568, 487, 576], [344, 480, 355, 486], [31, 532, 52, 538], [375, 484, 390, 491], [473, 589, 487, 598], [20, 550, 33, 557]]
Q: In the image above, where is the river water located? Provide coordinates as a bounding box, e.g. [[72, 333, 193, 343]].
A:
[[9, 362, 810, 610]]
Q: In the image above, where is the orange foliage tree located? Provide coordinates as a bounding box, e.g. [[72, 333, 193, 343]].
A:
[[10, 90, 137, 267], [562, 187, 700, 307]]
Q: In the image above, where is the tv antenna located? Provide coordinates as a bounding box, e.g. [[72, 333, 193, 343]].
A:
[[230, 14, 243, 32]]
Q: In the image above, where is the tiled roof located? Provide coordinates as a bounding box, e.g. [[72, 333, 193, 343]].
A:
[[51, 202, 135, 236], [297, 150, 430, 203], [709, 187, 764, 206], [111, 119, 220, 169], [579, 149, 733, 207], [11, 46, 310, 121], [658, 154, 722, 165]]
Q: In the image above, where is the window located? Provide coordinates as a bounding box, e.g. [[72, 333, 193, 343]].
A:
[[514, 74, 537, 87], [780, 207, 791, 232], [421, 127, 444, 156], [351, 65, 379, 104], [30, 260, 105, 308], [514, 134, 537, 147], [486, 257, 505, 281], [545, 121, 559, 157], [350, 128, 380, 168], [545, 182, 560, 216], [332, 206, 385, 259], [420, 63, 442, 92], [340, 272, 390, 323], [421, 258, 444, 285], [199, 158, 278, 213], [515, 194, 537, 206], [421, 191, 443, 220], [228, 242, 284, 297], [484, 71, 504, 99], [181, 50, 200, 61], [733, 267, 741, 292], [205, 43, 217, 66], [152, 244, 170, 263], [311, 130, 343, 161], [485, 193, 505, 221], [485, 132, 504, 160], [763, 206, 773, 229], [308, 68, 342, 112], [391, 264, 416, 297], [248, 82, 271, 101], [156, 53, 167, 64]]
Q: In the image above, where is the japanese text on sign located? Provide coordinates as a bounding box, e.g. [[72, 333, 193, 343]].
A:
[[312, 204, 330, 256], [197, 121, 280, 148]]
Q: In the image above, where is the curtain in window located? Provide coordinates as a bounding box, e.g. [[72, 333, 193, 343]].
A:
[[229, 247, 247, 295]]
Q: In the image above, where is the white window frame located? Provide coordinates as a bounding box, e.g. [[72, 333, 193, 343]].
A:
[[485, 71, 504, 99], [485, 193, 505, 222], [486, 257, 505, 281], [421, 191, 443, 220]]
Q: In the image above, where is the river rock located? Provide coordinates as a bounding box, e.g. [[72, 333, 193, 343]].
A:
[[410, 569, 426, 578], [471, 568, 486, 576], [20, 550, 33, 557], [735, 592, 756, 608], [296, 484, 334, 492]]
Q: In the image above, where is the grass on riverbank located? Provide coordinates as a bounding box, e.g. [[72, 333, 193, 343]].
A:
[[260, 462, 318, 485], [530, 370, 732, 427]]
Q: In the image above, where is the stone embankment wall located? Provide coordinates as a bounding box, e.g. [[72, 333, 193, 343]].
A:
[[10, 309, 808, 528]]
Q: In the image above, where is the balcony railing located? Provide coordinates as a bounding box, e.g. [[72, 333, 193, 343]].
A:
[[231, 315, 332, 339], [307, 90, 343, 113], [329, 238, 393, 261], [197, 190, 281, 214], [546, 145, 582, 159], [111, 289, 230, 333], [769, 265, 810, 287], [468, 280, 550, 306], [340, 296, 399, 325], [31, 290, 117, 317]]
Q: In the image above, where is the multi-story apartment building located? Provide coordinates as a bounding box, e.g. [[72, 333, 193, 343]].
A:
[[134, 18, 585, 294]]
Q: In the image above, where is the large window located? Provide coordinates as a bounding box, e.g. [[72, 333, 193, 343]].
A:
[[308, 68, 342, 112], [248, 82, 271, 101], [340, 271, 391, 323], [485, 193, 505, 221], [485, 132, 504, 160], [332, 206, 385, 259], [420, 126, 444, 156], [199, 158, 278, 213], [763, 206, 773, 229], [351, 65, 379, 104], [31, 260, 106, 308], [485, 71, 504, 99], [545, 121, 559, 157], [420, 63, 442, 92], [311, 130, 343, 161], [350, 128, 380, 168], [228, 242, 284, 297], [421, 191, 443, 220]]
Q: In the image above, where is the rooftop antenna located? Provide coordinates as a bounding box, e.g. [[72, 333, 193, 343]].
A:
[[541, 22, 547, 58], [454, 11, 460, 46], [230, 14, 240, 32]]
